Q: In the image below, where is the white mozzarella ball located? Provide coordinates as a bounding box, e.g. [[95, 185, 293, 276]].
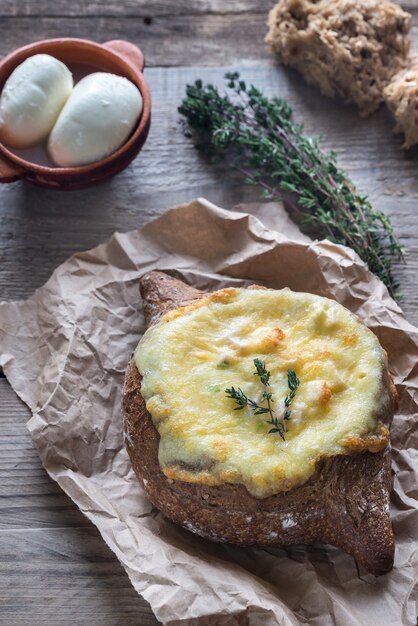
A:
[[0, 54, 73, 148], [48, 72, 143, 167]]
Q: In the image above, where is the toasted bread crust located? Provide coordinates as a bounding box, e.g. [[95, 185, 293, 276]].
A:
[[122, 271, 396, 575]]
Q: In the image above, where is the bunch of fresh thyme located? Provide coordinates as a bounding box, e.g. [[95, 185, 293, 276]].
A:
[[225, 358, 300, 440], [178, 72, 403, 295]]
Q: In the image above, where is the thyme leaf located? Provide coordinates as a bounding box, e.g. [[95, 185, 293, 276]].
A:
[[179, 72, 404, 296], [225, 359, 300, 439]]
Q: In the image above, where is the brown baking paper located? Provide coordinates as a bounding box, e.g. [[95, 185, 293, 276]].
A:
[[0, 198, 417, 626]]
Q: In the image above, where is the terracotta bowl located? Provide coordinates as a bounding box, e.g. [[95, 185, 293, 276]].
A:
[[0, 38, 151, 190]]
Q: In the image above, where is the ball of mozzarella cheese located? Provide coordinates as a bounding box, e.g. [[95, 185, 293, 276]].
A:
[[0, 54, 73, 148], [48, 72, 143, 167]]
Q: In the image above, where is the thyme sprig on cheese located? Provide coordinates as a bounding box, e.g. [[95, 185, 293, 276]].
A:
[[281, 368, 300, 424], [225, 359, 300, 440]]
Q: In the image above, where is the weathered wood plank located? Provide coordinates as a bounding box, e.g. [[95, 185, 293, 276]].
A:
[[0, 0, 416, 17], [0, 526, 161, 625], [0, 0, 271, 17], [0, 14, 272, 67], [0, 379, 160, 625]]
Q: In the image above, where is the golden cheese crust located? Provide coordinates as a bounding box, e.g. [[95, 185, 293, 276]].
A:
[[135, 282, 394, 498], [122, 271, 398, 575]]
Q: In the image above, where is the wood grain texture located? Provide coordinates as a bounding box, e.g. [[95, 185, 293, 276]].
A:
[[0, 15, 274, 68], [0, 0, 273, 16], [0, 380, 161, 625], [0, 525, 159, 625], [1, 2, 418, 625], [0, 1, 417, 68], [1, 0, 417, 16]]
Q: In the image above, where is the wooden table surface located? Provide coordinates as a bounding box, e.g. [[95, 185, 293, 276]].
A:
[[1, 2, 418, 624]]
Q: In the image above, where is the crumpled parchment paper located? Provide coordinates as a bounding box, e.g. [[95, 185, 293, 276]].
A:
[[0, 198, 417, 626]]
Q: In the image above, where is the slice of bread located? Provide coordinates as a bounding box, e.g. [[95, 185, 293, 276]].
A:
[[266, 0, 411, 116], [384, 56, 418, 149], [122, 271, 397, 575]]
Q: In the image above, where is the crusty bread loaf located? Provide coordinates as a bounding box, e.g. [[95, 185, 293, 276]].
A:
[[384, 55, 418, 149], [266, 0, 411, 116], [122, 271, 397, 576]]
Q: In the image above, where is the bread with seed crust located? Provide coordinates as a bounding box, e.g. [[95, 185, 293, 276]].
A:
[[122, 271, 397, 576]]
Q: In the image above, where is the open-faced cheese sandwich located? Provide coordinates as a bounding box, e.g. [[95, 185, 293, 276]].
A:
[[122, 271, 397, 576]]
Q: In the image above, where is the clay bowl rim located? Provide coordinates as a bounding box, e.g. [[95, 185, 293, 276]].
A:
[[0, 37, 151, 176]]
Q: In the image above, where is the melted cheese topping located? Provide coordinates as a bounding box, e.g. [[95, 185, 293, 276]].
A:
[[135, 288, 391, 498]]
